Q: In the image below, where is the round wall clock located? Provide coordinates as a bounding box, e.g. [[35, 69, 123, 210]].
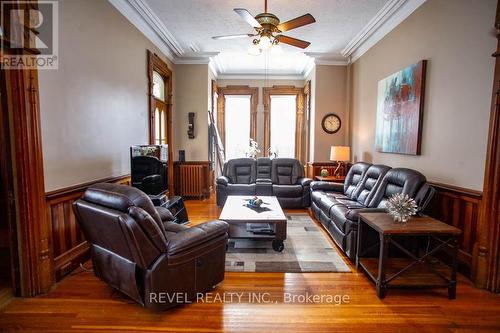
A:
[[321, 113, 341, 134]]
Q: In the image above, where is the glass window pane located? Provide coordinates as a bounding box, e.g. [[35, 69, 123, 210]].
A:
[[225, 95, 251, 160], [160, 110, 166, 144], [152, 71, 165, 101], [270, 95, 296, 158], [155, 107, 160, 145]]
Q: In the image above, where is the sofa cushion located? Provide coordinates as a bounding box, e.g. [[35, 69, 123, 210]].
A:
[[271, 158, 304, 185], [343, 162, 371, 199], [368, 168, 426, 208], [352, 165, 391, 206], [272, 184, 303, 198], [329, 205, 349, 233], [256, 157, 272, 179], [223, 158, 256, 184], [227, 184, 256, 196]]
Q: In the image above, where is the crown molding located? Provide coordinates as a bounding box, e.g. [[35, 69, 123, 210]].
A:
[[174, 52, 219, 65], [217, 73, 306, 81], [108, 0, 184, 60], [305, 52, 348, 66], [342, 0, 426, 63]]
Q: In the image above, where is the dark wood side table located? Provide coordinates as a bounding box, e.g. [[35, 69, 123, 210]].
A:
[[314, 175, 346, 183], [356, 212, 461, 299]]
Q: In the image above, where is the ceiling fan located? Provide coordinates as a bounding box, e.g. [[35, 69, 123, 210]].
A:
[[211, 0, 316, 53]]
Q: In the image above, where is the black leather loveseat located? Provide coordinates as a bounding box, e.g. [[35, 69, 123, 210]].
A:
[[216, 158, 312, 208], [310, 162, 436, 260]]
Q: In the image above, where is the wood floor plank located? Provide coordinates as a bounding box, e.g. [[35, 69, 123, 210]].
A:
[[0, 195, 499, 332]]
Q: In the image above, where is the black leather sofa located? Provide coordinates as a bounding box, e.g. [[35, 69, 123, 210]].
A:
[[216, 158, 312, 208], [310, 162, 436, 260]]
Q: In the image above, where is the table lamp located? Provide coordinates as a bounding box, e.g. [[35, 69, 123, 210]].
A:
[[330, 146, 350, 177]]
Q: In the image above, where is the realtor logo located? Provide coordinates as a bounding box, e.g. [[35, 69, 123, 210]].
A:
[[1, 1, 58, 69]]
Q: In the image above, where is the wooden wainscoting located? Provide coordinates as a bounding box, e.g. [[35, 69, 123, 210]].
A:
[[426, 182, 483, 278], [45, 175, 131, 281], [174, 161, 211, 199], [306, 162, 352, 179]]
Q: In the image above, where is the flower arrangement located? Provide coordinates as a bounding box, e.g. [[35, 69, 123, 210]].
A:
[[386, 193, 418, 223], [246, 139, 261, 159]]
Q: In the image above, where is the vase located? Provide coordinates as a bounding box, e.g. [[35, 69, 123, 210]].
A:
[[320, 169, 329, 177]]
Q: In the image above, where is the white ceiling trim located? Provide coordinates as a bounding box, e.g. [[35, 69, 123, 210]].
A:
[[175, 52, 219, 65], [108, 0, 175, 60], [342, 0, 426, 63], [306, 52, 348, 66], [217, 74, 306, 81]]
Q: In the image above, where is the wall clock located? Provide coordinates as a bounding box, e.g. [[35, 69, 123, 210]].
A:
[[321, 113, 341, 134]]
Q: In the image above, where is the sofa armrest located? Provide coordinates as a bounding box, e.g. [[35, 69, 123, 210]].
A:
[[216, 176, 230, 186], [310, 181, 344, 192], [345, 208, 387, 222], [156, 206, 174, 222], [166, 220, 228, 255], [256, 178, 272, 184], [298, 178, 312, 186]]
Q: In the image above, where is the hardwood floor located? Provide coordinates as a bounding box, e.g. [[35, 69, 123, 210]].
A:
[[0, 195, 499, 332]]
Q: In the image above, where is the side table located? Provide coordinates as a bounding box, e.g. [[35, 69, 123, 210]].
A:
[[356, 212, 461, 299]]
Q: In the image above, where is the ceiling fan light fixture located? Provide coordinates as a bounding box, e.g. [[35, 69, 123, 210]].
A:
[[270, 44, 283, 54], [248, 43, 262, 56], [258, 35, 272, 49]]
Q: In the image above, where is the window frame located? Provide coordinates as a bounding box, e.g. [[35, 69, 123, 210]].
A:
[[263, 85, 305, 161], [147, 50, 174, 194], [217, 85, 258, 153]]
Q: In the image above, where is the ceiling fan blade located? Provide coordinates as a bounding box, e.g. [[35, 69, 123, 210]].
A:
[[212, 33, 254, 40], [276, 35, 311, 49], [234, 8, 262, 28], [277, 13, 316, 32]]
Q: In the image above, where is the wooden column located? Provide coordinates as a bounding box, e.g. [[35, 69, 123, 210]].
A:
[[473, 0, 500, 292], [295, 92, 305, 162], [0, 0, 53, 296]]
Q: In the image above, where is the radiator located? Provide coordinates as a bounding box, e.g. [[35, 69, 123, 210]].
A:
[[178, 164, 205, 198]]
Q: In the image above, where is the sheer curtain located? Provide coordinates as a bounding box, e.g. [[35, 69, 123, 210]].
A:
[[225, 95, 251, 160], [270, 95, 297, 158]]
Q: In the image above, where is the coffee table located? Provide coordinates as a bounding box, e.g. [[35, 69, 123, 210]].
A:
[[219, 195, 287, 252]]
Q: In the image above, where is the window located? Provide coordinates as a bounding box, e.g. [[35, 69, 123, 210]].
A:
[[151, 71, 167, 145], [224, 95, 251, 160], [270, 95, 297, 158], [152, 71, 165, 101]]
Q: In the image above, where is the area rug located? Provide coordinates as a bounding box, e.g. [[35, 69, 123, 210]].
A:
[[225, 214, 351, 273]]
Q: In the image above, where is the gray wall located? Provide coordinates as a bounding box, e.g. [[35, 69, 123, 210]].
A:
[[350, 0, 496, 191], [39, 0, 173, 191]]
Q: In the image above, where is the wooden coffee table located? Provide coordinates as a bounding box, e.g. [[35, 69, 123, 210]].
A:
[[219, 195, 287, 252]]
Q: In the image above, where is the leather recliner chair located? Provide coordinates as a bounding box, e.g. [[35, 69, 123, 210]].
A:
[[73, 183, 229, 310]]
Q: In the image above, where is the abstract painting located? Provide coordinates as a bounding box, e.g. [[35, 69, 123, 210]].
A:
[[375, 60, 427, 155]]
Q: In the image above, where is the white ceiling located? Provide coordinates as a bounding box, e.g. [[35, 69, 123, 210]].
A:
[[110, 0, 426, 77], [146, 0, 388, 54]]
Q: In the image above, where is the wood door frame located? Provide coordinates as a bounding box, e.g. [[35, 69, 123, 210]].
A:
[[473, 0, 500, 292], [0, 0, 53, 296], [147, 50, 174, 196], [303, 81, 312, 163], [263, 85, 305, 161], [217, 85, 259, 150]]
